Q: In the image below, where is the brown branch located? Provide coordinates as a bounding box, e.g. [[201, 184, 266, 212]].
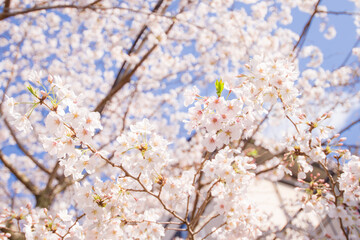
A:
[[255, 163, 280, 175], [3, 0, 11, 13], [0, 0, 102, 20], [271, 208, 303, 239], [52, 178, 75, 195], [58, 213, 86, 239], [293, 0, 322, 52], [94, 44, 156, 112], [194, 214, 220, 235], [45, 161, 60, 191], [317, 10, 360, 16], [316, 160, 349, 239], [0, 34, 54, 179], [94, 20, 176, 113], [166, 227, 187, 231], [3, 118, 51, 175], [189, 173, 202, 220], [67, 132, 188, 227], [120, 80, 140, 133], [339, 37, 360, 67], [190, 179, 220, 230], [338, 117, 360, 135], [0, 29, 27, 111], [242, 106, 273, 151], [0, 226, 25, 240], [339, 218, 350, 240], [110, 0, 164, 90], [202, 222, 226, 239], [0, 149, 39, 195]]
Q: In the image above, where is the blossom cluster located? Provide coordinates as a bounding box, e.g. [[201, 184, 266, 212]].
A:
[[4, 73, 104, 181], [185, 55, 300, 154], [114, 118, 172, 190], [1, 0, 360, 239], [184, 54, 360, 238], [202, 147, 266, 238], [185, 94, 243, 152], [2, 55, 360, 239]]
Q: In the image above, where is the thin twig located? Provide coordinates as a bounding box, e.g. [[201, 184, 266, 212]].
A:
[[194, 214, 220, 235], [293, 0, 322, 52], [338, 117, 360, 135], [317, 10, 360, 16], [59, 213, 86, 239], [202, 222, 226, 239], [339, 37, 360, 67], [3, 118, 52, 175]]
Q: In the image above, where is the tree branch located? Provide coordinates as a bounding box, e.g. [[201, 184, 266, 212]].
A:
[[293, 0, 322, 52], [271, 208, 303, 239], [94, 20, 176, 113], [0, 149, 39, 195], [110, 0, 164, 90], [0, 0, 102, 20], [338, 117, 360, 135], [339, 37, 360, 68], [317, 10, 360, 16], [3, 118, 51, 175], [45, 161, 60, 192], [0, 226, 25, 240], [3, 0, 11, 14]]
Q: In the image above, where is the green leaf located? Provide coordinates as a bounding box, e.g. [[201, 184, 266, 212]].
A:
[[27, 85, 38, 97], [215, 79, 224, 97], [246, 149, 258, 157]]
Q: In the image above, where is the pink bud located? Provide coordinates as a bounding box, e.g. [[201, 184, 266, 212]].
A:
[[40, 90, 48, 97], [48, 75, 53, 84], [298, 114, 306, 120]]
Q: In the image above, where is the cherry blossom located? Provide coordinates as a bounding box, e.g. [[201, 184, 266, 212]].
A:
[[1, 0, 360, 239]]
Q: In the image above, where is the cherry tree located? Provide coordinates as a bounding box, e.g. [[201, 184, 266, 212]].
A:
[[0, 0, 359, 239]]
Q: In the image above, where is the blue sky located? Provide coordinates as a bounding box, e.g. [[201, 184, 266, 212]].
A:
[[290, 0, 358, 70], [1, 0, 359, 149], [290, 0, 359, 148]]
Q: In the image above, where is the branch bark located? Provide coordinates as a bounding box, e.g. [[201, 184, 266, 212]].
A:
[[110, 0, 164, 90], [338, 117, 360, 135], [3, 118, 51, 175], [293, 0, 322, 52], [3, 0, 11, 13], [0, 150, 39, 195], [0, 226, 25, 240], [94, 20, 176, 113], [0, 0, 102, 21]]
